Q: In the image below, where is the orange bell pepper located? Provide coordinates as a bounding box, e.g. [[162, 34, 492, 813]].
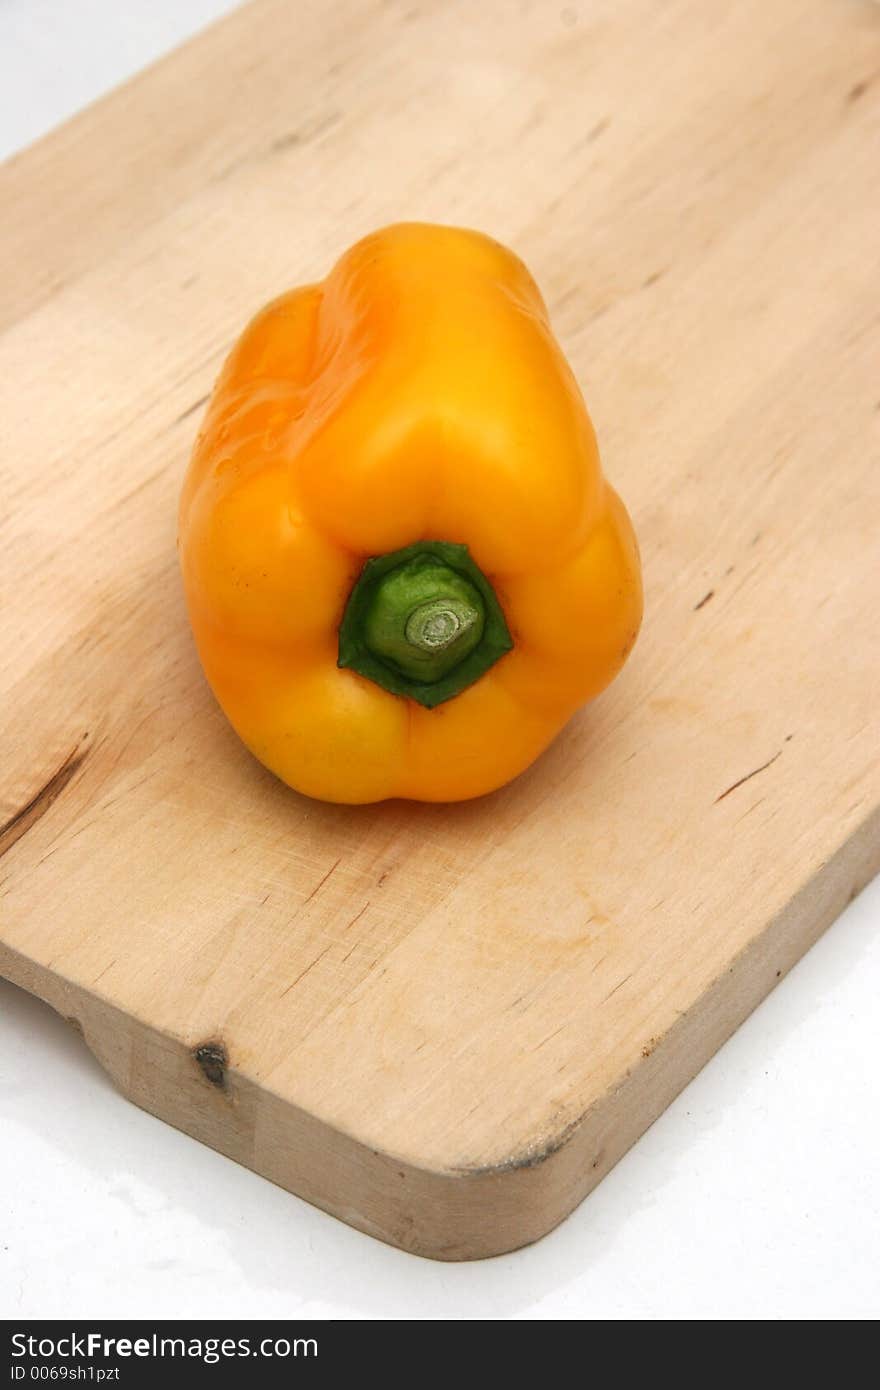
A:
[[179, 223, 642, 803]]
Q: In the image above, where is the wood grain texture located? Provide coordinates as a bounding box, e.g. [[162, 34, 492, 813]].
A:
[[2, 0, 879, 1259]]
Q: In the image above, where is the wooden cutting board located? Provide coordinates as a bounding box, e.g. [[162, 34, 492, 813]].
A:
[[2, 0, 878, 1260]]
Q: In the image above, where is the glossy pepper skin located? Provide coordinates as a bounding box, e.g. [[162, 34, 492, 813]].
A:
[[179, 223, 642, 804]]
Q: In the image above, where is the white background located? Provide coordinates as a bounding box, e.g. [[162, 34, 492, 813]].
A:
[[1, 1, 878, 1321]]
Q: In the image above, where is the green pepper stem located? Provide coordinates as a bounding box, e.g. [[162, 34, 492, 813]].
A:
[[405, 598, 480, 653], [361, 559, 485, 683], [337, 540, 514, 708]]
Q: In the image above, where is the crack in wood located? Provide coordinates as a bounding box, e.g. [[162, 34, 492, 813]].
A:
[[602, 971, 633, 1003], [0, 743, 90, 860], [172, 392, 210, 427], [302, 857, 341, 905], [91, 958, 117, 986], [586, 115, 610, 143], [715, 749, 783, 804], [847, 74, 874, 104], [344, 902, 370, 932], [279, 940, 334, 997], [642, 266, 668, 288], [271, 110, 341, 151], [534, 1024, 566, 1051]]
